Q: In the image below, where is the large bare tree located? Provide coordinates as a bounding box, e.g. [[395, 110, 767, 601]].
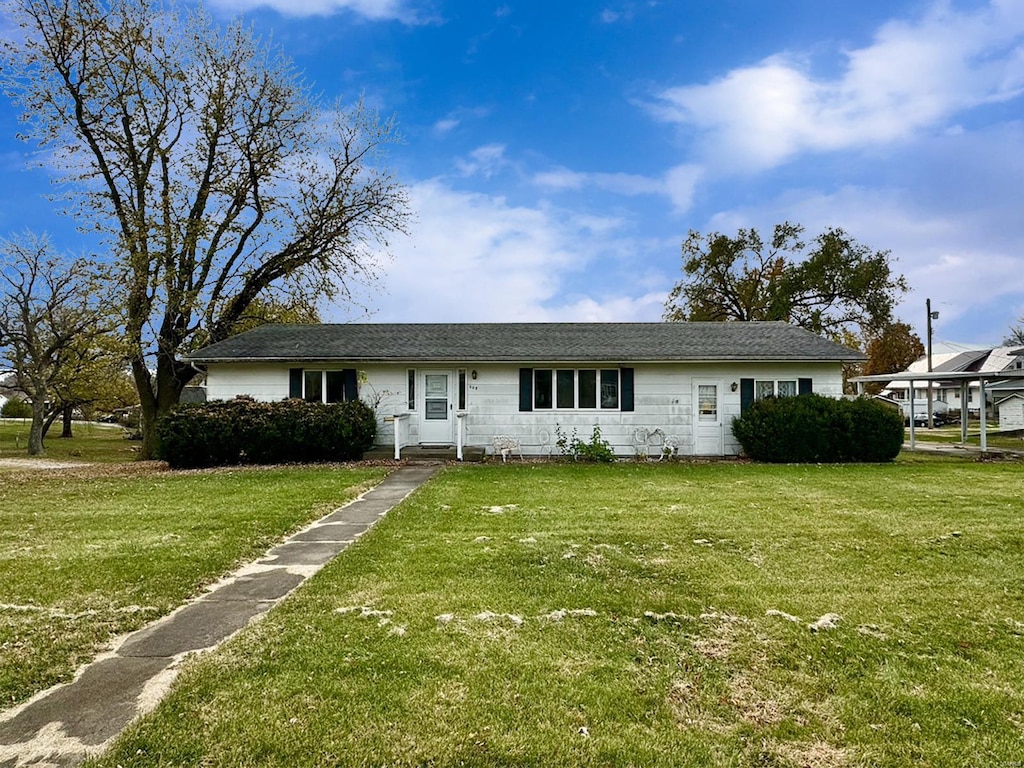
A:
[[1, 0, 410, 457], [0, 233, 112, 455]]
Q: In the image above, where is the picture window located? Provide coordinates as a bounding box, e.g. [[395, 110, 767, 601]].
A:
[[534, 368, 619, 410]]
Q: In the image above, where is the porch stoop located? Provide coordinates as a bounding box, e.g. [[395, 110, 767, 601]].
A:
[[362, 444, 487, 462]]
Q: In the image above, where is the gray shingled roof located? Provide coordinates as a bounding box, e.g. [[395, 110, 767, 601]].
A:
[[186, 322, 865, 364]]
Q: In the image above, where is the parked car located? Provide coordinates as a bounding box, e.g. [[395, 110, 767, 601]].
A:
[[906, 411, 952, 427]]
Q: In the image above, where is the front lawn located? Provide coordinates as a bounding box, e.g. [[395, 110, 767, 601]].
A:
[[92, 455, 1023, 767], [0, 419, 135, 463], [0, 464, 388, 708]]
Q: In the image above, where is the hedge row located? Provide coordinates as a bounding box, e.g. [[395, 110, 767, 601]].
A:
[[731, 394, 904, 463], [157, 397, 377, 468]]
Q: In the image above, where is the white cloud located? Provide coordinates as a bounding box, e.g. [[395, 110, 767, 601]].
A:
[[207, 0, 419, 22], [344, 180, 667, 322], [433, 118, 460, 134], [648, 0, 1024, 171], [533, 163, 701, 212], [431, 106, 492, 136], [662, 164, 702, 212], [455, 144, 509, 177]]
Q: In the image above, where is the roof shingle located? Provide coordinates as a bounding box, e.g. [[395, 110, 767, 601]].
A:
[[187, 322, 865, 364]]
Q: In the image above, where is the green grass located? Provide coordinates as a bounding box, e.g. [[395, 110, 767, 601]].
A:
[[0, 464, 388, 707], [0, 418, 137, 463], [90, 455, 1024, 767]]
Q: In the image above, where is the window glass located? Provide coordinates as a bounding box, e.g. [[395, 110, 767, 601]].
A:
[[777, 380, 797, 398], [534, 369, 553, 409], [698, 384, 718, 421], [578, 370, 597, 408], [304, 370, 323, 403], [326, 371, 345, 403], [407, 369, 415, 409], [600, 369, 619, 409], [458, 369, 467, 410], [424, 374, 448, 420], [755, 380, 775, 400], [556, 370, 575, 409]]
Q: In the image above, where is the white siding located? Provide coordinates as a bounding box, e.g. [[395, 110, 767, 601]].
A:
[[206, 364, 289, 402], [205, 360, 845, 457], [997, 397, 1024, 430]]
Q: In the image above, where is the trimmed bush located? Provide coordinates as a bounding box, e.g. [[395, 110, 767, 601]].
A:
[[731, 394, 903, 463], [158, 397, 377, 469]]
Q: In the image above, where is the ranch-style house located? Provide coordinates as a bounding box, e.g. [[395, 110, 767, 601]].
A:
[[186, 322, 865, 458]]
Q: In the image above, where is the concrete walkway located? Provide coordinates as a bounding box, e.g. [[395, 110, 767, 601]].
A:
[[0, 465, 440, 768], [903, 440, 1024, 458]]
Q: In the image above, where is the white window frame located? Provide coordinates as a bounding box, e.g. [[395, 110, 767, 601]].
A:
[[533, 368, 620, 411], [754, 379, 798, 400], [300, 369, 352, 404]]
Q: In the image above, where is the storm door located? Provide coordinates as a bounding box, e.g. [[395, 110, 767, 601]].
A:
[[693, 379, 724, 455], [420, 371, 453, 444]]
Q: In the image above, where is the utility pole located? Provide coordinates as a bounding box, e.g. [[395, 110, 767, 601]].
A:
[[926, 299, 939, 428]]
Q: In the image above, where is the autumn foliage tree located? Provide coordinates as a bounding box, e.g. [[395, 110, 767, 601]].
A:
[[860, 322, 925, 395], [664, 222, 907, 341], [1, 0, 410, 458]]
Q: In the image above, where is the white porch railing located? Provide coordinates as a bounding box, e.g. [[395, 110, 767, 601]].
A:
[[393, 413, 411, 460], [456, 411, 468, 461]]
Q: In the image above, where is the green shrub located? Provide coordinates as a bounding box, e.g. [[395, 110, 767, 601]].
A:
[[846, 396, 906, 462], [158, 397, 377, 468], [731, 394, 903, 463], [1, 398, 33, 419], [555, 424, 616, 463]]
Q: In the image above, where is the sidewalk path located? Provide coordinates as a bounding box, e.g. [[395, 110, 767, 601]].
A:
[[0, 465, 440, 768], [903, 441, 1024, 458]]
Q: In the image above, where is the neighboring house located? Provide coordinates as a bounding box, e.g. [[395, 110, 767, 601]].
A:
[[884, 346, 1024, 416], [186, 322, 864, 458], [0, 372, 22, 413]]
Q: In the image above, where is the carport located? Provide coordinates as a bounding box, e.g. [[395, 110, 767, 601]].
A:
[[850, 370, 1024, 451]]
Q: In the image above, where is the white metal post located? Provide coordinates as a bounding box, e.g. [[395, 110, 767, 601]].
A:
[[960, 381, 969, 445], [456, 412, 465, 461], [980, 380, 988, 452], [908, 380, 916, 449]]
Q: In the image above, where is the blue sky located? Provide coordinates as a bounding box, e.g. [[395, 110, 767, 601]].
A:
[[2, 0, 1023, 347]]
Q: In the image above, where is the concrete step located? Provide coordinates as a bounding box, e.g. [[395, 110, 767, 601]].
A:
[[363, 445, 487, 462]]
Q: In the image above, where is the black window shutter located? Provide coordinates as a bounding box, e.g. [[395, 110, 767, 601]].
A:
[[799, 378, 813, 395], [620, 367, 634, 412], [740, 378, 754, 414], [344, 369, 359, 401], [519, 368, 533, 412], [289, 368, 303, 399]]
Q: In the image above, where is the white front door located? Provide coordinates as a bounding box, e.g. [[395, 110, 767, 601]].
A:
[[420, 371, 453, 444], [693, 379, 723, 455]]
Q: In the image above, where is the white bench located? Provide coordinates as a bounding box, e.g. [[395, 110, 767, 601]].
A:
[[492, 435, 522, 462]]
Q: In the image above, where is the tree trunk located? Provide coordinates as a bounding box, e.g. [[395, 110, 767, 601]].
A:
[[131, 352, 194, 460], [61, 405, 74, 438], [27, 398, 46, 456], [132, 357, 160, 461], [41, 407, 60, 439]]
